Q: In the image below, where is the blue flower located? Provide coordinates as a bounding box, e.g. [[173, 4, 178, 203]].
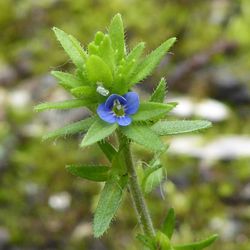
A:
[[97, 92, 139, 126]]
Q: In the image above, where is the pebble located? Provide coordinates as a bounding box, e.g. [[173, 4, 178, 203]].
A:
[[0, 227, 10, 248], [48, 191, 71, 211], [168, 135, 250, 162], [169, 96, 230, 122]]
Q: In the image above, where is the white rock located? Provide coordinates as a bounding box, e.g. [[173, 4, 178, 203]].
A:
[[210, 217, 241, 240], [48, 192, 71, 211], [169, 96, 230, 122], [168, 135, 250, 162], [195, 99, 230, 122], [169, 97, 194, 117], [202, 136, 250, 160], [168, 135, 204, 158], [72, 222, 92, 239], [8, 90, 31, 108]]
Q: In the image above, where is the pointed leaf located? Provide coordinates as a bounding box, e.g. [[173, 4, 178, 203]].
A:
[[137, 234, 156, 250], [98, 140, 117, 162], [93, 176, 127, 237], [121, 125, 165, 152], [124, 42, 145, 80], [150, 78, 167, 103], [155, 231, 172, 250], [132, 102, 177, 121], [86, 55, 113, 87], [51, 71, 83, 89], [81, 119, 118, 147], [111, 149, 126, 175], [127, 42, 145, 63], [162, 208, 175, 239], [53, 27, 87, 68], [142, 165, 165, 194], [66, 164, 109, 182], [151, 120, 212, 136], [109, 13, 126, 62], [173, 234, 218, 250], [34, 99, 89, 112], [43, 117, 96, 140], [129, 37, 176, 85], [98, 34, 115, 72], [70, 86, 95, 98]]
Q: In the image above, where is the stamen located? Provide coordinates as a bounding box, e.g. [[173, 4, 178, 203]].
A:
[[112, 99, 125, 117]]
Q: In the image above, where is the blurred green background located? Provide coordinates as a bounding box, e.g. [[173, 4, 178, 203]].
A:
[[0, 0, 250, 249]]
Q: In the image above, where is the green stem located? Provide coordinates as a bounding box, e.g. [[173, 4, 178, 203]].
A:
[[117, 130, 155, 237]]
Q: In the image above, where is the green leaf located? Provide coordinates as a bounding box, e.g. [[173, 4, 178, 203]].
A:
[[70, 86, 95, 98], [66, 164, 109, 182], [127, 42, 145, 63], [129, 37, 176, 85], [86, 55, 113, 87], [137, 234, 156, 250], [42, 116, 96, 140], [121, 125, 165, 152], [155, 231, 172, 250], [34, 99, 89, 112], [173, 234, 218, 250], [98, 34, 115, 72], [162, 208, 175, 239], [81, 119, 118, 147], [98, 140, 117, 162], [151, 120, 212, 136], [109, 13, 126, 62], [51, 71, 83, 89], [132, 102, 177, 121], [94, 31, 105, 45], [124, 42, 145, 80], [150, 78, 167, 103], [93, 176, 127, 237], [111, 149, 127, 176], [53, 27, 87, 68], [142, 164, 165, 194]]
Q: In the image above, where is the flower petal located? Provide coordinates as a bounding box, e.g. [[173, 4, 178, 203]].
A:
[[116, 116, 132, 126], [97, 103, 116, 123], [123, 92, 139, 115], [105, 94, 127, 109]]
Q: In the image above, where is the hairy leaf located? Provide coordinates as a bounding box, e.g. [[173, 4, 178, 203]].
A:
[[66, 164, 109, 182], [109, 13, 126, 62], [156, 231, 172, 250], [70, 86, 95, 98], [121, 125, 165, 152], [142, 165, 165, 194], [129, 37, 176, 85], [151, 120, 212, 136], [34, 99, 89, 112], [162, 208, 176, 239], [132, 102, 177, 121], [93, 176, 127, 237], [137, 234, 156, 250], [51, 71, 83, 89], [86, 55, 113, 87], [124, 42, 145, 80], [98, 34, 115, 72], [111, 149, 127, 175], [81, 119, 118, 147], [150, 78, 167, 103], [98, 140, 117, 162], [42, 117, 96, 140], [53, 27, 87, 68], [173, 234, 218, 250]]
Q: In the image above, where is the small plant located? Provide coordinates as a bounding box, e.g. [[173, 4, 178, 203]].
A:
[[35, 14, 217, 249]]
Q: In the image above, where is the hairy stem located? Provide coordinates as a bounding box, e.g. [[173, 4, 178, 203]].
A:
[[117, 130, 155, 237]]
